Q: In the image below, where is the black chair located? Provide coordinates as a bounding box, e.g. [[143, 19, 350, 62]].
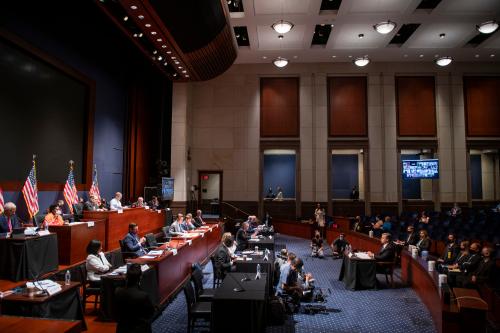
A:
[[161, 226, 171, 242], [118, 239, 138, 260], [183, 281, 211, 333], [72, 203, 84, 221], [145, 233, 165, 249], [191, 263, 215, 301], [32, 213, 46, 228], [78, 264, 101, 312], [210, 256, 223, 289]]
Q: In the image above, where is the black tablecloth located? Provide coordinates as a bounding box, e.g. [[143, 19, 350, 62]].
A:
[[212, 273, 268, 333], [0, 234, 59, 281], [247, 237, 274, 251], [0, 284, 86, 330], [99, 266, 160, 321], [338, 255, 377, 290], [234, 252, 274, 294]]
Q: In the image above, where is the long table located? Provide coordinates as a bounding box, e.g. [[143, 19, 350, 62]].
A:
[[129, 224, 222, 305], [48, 220, 106, 265], [0, 316, 81, 333], [83, 208, 166, 251]]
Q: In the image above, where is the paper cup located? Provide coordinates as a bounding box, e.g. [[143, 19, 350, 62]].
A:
[[428, 260, 435, 271], [438, 274, 447, 287]]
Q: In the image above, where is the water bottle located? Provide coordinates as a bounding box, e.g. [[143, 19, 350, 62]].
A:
[[256, 264, 261, 280], [65, 270, 71, 285]]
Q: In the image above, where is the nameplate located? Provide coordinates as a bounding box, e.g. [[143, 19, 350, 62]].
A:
[[157, 210, 161, 214], [171, 249, 178, 256], [86, 221, 95, 228], [201, 232, 204, 238], [144, 206, 149, 210], [187, 240, 192, 246], [38, 230, 50, 236], [46, 284, 62, 296], [117, 209, 124, 214]]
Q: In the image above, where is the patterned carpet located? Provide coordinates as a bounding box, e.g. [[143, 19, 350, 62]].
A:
[[152, 235, 436, 333]]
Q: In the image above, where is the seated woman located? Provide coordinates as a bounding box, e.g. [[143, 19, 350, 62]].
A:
[[416, 229, 431, 254], [86, 239, 113, 286], [310, 230, 324, 258], [43, 204, 65, 227], [419, 211, 430, 225]]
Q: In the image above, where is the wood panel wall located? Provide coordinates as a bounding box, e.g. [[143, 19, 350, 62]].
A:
[[464, 76, 500, 137], [260, 77, 300, 137], [328, 77, 367, 136], [396, 76, 436, 136]]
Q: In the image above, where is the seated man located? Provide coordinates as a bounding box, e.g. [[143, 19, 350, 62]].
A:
[[331, 233, 349, 258], [311, 230, 324, 258], [0, 202, 21, 233], [181, 213, 196, 231], [437, 233, 460, 266], [122, 223, 147, 257], [115, 263, 156, 333], [466, 247, 495, 288], [214, 233, 235, 279], [235, 221, 258, 252], [282, 258, 314, 304], [168, 213, 185, 236], [193, 209, 206, 227], [133, 197, 146, 208], [84, 195, 102, 211], [149, 196, 160, 210], [395, 225, 418, 247], [368, 233, 396, 263], [459, 242, 482, 273], [43, 204, 65, 227], [109, 192, 123, 211]]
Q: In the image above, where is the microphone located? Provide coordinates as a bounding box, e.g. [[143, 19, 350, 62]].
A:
[[30, 272, 48, 296], [228, 273, 246, 292], [241, 273, 251, 282]]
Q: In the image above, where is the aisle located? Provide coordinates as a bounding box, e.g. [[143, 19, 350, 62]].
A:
[[152, 234, 436, 333]]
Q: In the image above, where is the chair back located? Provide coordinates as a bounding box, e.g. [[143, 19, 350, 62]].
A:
[[162, 226, 171, 242], [183, 281, 196, 311], [191, 263, 204, 296], [210, 256, 223, 287], [33, 213, 46, 228], [145, 233, 158, 248], [118, 239, 137, 260]]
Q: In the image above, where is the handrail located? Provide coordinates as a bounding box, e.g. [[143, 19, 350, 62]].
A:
[[220, 201, 251, 217]]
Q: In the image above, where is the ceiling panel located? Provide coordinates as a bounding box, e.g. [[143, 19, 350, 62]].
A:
[[437, 0, 500, 14], [406, 23, 475, 48], [331, 24, 389, 49], [347, 0, 414, 14], [254, 0, 312, 15], [257, 25, 306, 50]]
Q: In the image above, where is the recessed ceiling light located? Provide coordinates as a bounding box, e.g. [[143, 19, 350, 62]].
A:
[[475, 54, 480, 58], [138, 33, 143, 38], [332, 55, 336, 58], [439, 33, 446, 38], [403, 54, 408, 58], [157, 38, 162, 42], [419, 54, 424, 58], [271, 20, 294, 34], [348, 55, 352, 58], [293, 55, 298, 59], [434, 54, 439, 58], [133, 33, 138, 38], [157, 56, 163, 61], [435, 56, 452, 67], [358, 33, 364, 39], [491, 54, 496, 57], [171, 56, 176, 59], [278, 35, 284, 39], [162, 45, 167, 48], [185, 75, 189, 78], [166, 51, 172, 54], [138, 15, 144, 20], [151, 31, 157, 35], [173, 73, 178, 77], [153, 50, 158, 55], [178, 66, 182, 69], [353, 56, 370, 67], [262, 56, 267, 59], [123, 16, 129, 22], [174, 61, 180, 64], [130, 5, 138, 10], [477, 20, 499, 34], [373, 21, 396, 34], [182, 70, 187, 73], [145, 23, 151, 28], [330, 24, 334, 28], [273, 57, 288, 68], [164, 62, 168, 66]]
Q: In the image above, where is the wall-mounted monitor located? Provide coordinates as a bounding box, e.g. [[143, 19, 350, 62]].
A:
[[402, 159, 439, 180], [162, 177, 174, 200]]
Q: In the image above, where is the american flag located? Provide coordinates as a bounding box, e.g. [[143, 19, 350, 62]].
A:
[[64, 163, 79, 214], [22, 162, 39, 218], [0, 186, 4, 213], [89, 164, 101, 204]]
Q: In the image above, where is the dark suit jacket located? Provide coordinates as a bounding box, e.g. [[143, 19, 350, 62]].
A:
[[84, 201, 99, 211], [0, 214, 21, 233], [193, 216, 204, 228], [441, 243, 460, 264], [214, 244, 232, 278], [416, 238, 431, 252], [115, 285, 155, 333], [473, 259, 495, 285], [461, 252, 482, 274], [235, 228, 250, 251], [405, 232, 419, 246], [123, 232, 146, 257], [374, 243, 396, 262]]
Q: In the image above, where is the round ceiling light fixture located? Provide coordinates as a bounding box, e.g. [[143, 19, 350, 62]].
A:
[[353, 56, 370, 67], [373, 21, 396, 34], [272, 20, 294, 34], [477, 20, 499, 34], [435, 56, 452, 67], [273, 57, 289, 68]]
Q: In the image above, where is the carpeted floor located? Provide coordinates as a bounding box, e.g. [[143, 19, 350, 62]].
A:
[[152, 235, 436, 333]]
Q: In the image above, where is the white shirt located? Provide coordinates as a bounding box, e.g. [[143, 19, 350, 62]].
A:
[[109, 198, 122, 210], [86, 252, 112, 281]]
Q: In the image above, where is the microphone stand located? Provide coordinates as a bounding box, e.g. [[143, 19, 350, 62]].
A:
[[227, 273, 246, 292]]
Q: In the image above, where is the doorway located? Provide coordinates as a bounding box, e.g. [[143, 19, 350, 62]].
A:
[[198, 171, 222, 217]]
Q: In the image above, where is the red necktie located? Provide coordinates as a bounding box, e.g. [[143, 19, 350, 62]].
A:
[[7, 217, 12, 232]]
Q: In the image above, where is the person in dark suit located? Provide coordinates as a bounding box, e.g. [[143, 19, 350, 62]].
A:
[[0, 202, 22, 233], [368, 233, 396, 262], [396, 225, 418, 247], [84, 195, 101, 211], [468, 247, 495, 287], [459, 242, 482, 274], [148, 196, 160, 210], [416, 229, 431, 254], [122, 223, 147, 257], [437, 233, 460, 265], [451, 241, 471, 267], [331, 233, 349, 258], [214, 232, 235, 279], [350, 186, 359, 200], [235, 221, 257, 252], [193, 209, 205, 227], [115, 263, 156, 333]]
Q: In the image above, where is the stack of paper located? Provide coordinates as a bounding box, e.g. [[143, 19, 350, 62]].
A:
[[147, 250, 163, 256]]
